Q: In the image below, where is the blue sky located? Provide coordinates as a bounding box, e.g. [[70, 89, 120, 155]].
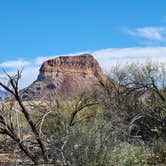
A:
[[0, 0, 166, 88]]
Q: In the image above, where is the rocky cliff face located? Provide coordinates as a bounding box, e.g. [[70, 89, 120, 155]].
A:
[[22, 54, 106, 100]]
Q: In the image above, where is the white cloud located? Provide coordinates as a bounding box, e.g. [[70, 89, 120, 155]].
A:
[[19, 66, 39, 89], [35, 51, 89, 65], [0, 59, 31, 69], [1, 47, 166, 89], [35, 56, 54, 65], [125, 27, 166, 41], [93, 47, 166, 72]]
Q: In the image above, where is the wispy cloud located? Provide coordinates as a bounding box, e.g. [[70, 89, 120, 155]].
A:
[[93, 47, 166, 72], [125, 27, 166, 41], [34, 51, 88, 66], [1, 47, 166, 89], [0, 59, 31, 69]]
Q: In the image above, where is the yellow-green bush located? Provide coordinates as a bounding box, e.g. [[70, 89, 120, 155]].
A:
[[110, 142, 148, 166], [150, 139, 166, 164]]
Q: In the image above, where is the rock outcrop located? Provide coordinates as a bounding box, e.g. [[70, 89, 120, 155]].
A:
[[22, 54, 106, 100]]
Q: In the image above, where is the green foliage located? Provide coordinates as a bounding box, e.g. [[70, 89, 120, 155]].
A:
[[46, 113, 114, 165], [35, 62, 166, 165], [110, 142, 148, 166], [2, 62, 166, 165], [149, 139, 166, 164]]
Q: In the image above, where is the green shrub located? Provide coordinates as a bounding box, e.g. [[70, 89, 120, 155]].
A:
[[110, 142, 148, 166], [150, 138, 166, 164]]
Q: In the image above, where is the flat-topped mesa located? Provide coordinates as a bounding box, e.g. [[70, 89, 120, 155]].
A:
[[22, 54, 106, 100], [38, 54, 104, 81]]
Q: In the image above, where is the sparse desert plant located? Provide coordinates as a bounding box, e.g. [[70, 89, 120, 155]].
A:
[[0, 63, 166, 165], [110, 142, 148, 166], [0, 71, 48, 165], [47, 112, 114, 166], [149, 138, 166, 164]]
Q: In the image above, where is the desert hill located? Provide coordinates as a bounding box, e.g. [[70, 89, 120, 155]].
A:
[[22, 54, 106, 100]]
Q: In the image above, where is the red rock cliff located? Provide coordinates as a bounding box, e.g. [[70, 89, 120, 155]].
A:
[[22, 54, 106, 100]]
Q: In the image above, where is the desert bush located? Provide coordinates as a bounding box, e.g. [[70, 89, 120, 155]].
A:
[[47, 114, 114, 165], [149, 138, 166, 164], [96, 62, 166, 141], [35, 94, 111, 165], [1, 63, 166, 165], [110, 142, 148, 166]]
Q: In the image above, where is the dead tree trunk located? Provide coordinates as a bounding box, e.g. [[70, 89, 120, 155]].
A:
[[0, 71, 48, 164]]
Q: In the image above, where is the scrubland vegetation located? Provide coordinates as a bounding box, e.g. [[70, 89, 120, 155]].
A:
[[1, 62, 166, 165]]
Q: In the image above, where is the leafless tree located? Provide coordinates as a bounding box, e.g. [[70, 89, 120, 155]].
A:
[[0, 71, 48, 165]]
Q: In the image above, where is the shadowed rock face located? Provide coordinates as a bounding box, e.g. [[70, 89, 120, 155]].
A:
[[22, 54, 106, 100]]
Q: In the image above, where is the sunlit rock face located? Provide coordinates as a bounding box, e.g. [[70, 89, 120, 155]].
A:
[[22, 54, 106, 100]]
